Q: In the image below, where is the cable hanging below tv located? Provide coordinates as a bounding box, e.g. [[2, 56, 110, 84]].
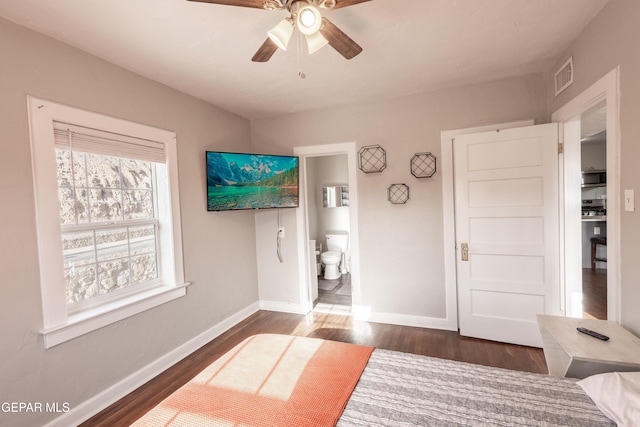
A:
[[206, 151, 299, 211]]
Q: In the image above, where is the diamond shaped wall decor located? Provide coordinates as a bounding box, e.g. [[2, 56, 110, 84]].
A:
[[410, 152, 437, 178], [358, 145, 386, 174], [388, 183, 410, 204]]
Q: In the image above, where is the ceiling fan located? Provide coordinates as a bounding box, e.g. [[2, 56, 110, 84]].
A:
[[187, 0, 371, 62]]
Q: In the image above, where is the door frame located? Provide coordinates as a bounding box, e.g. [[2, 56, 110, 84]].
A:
[[441, 120, 535, 330], [441, 67, 621, 329], [294, 142, 361, 314], [552, 67, 621, 322]]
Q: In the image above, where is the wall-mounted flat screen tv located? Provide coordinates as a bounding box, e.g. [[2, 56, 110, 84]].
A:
[[206, 151, 299, 211]]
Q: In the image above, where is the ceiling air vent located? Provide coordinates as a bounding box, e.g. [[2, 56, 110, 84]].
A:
[[554, 57, 573, 96]]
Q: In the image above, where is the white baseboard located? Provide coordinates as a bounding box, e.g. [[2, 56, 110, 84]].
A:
[[44, 301, 260, 427], [260, 299, 457, 332], [259, 299, 309, 315], [353, 305, 458, 331]]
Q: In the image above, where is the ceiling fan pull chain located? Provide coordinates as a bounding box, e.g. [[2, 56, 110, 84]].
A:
[[297, 32, 306, 79]]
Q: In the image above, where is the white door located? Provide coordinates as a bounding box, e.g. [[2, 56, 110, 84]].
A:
[[454, 123, 561, 347]]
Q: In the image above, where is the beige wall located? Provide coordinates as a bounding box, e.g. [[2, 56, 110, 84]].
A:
[[548, 0, 640, 334], [4, 1, 640, 424], [0, 17, 258, 427], [251, 74, 548, 320]]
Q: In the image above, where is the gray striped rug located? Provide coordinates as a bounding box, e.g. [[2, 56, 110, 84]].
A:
[[338, 349, 614, 426]]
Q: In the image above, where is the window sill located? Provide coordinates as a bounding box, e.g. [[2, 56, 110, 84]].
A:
[[40, 283, 190, 349]]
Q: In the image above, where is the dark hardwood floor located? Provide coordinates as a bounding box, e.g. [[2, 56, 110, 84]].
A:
[[315, 273, 352, 313], [583, 267, 607, 319], [82, 309, 548, 426]]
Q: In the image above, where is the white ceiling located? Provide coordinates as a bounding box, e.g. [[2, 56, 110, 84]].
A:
[[0, 0, 609, 120]]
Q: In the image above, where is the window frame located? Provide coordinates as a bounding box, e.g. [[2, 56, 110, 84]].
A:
[[28, 96, 188, 348]]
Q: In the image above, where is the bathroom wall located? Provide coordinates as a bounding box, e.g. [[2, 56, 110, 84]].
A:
[[306, 155, 350, 270], [308, 155, 350, 250]]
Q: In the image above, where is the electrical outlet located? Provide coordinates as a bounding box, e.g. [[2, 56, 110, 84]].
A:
[[278, 227, 285, 238], [594, 226, 600, 235]]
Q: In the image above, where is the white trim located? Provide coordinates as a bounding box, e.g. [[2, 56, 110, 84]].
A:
[[295, 155, 313, 312], [354, 307, 457, 331], [41, 283, 190, 348], [293, 142, 360, 314], [440, 119, 535, 331], [557, 119, 582, 315], [552, 67, 621, 322], [258, 300, 308, 314], [42, 302, 260, 427], [27, 96, 187, 347]]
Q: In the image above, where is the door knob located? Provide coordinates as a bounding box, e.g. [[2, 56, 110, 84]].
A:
[[461, 243, 468, 261]]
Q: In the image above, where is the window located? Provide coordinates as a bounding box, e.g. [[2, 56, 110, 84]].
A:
[[28, 97, 188, 348], [55, 124, 163, 311]]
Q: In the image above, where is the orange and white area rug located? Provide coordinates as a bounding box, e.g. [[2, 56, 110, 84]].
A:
[[132, 334, 374, 427]]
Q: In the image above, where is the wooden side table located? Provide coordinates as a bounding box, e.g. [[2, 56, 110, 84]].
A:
[[537, 314, 640, 378]]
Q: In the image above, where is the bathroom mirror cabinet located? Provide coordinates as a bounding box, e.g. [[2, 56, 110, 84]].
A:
[[323, 185, 349, 208]]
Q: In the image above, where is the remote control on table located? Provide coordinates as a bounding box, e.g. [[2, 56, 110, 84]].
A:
[[577, 327, 610, 341]]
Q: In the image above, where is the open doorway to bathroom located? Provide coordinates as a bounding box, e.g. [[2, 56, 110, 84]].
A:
[[294, 142, 360, 317], [305, 155, 353, 314]]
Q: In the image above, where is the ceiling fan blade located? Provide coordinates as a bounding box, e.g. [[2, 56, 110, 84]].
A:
[[319, 17, 362, 59], [186, 0, 281, 10], [252, 38, 279, 62], [322, 0, 372, 10]]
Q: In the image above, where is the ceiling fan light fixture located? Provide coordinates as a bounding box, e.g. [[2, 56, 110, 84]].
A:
[[267, 18, 294, 50], [296, 4, 322, 35], [306, 31, 328, 54]]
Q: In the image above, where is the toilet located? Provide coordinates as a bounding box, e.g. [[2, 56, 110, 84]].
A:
[[320, 231, 349, 280]]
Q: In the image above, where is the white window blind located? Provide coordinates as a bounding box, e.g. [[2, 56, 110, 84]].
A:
[[53, 121, 166, 163]]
